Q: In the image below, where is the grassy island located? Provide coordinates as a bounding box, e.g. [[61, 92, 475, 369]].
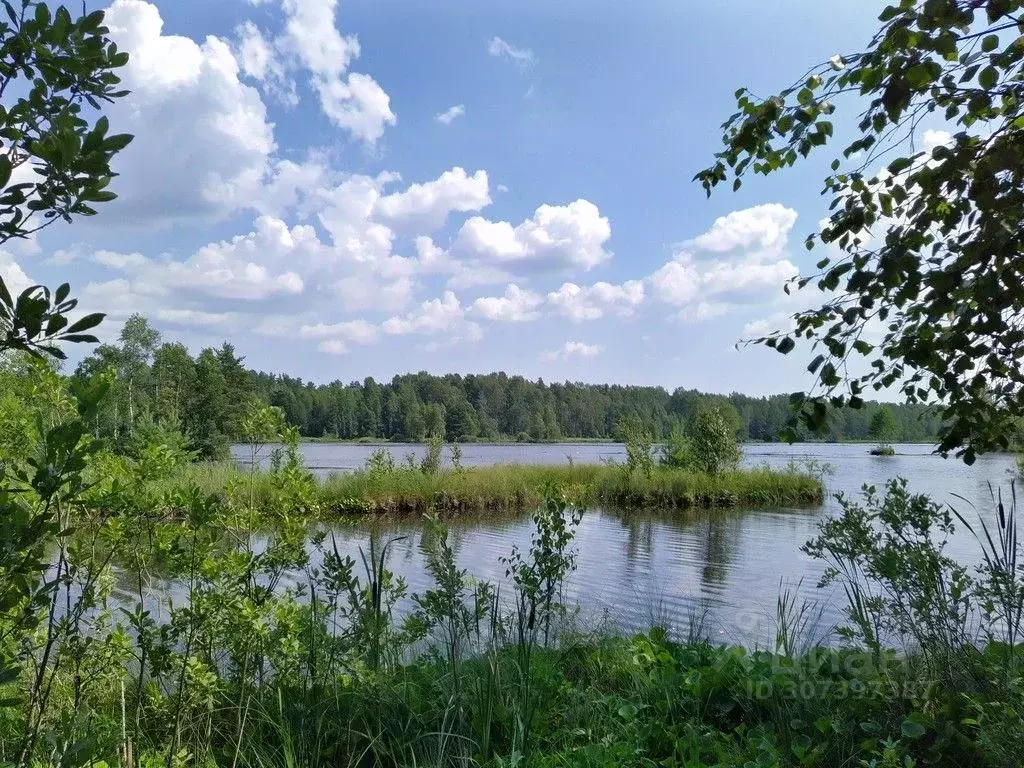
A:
[[182, 461, 823, 516]]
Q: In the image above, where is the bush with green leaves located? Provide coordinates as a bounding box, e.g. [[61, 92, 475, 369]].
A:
[[806, 479, 1024, 692], [420, 434, 444, 475], [617, 414, 654, 478], [659, 421, 691, 469], [869, 406, 900, 455], [687, 404, 741, 476], [364, 446, 397, 477], [0, 0, 132, 358]]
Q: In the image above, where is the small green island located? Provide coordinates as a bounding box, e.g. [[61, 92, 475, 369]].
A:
[[183, 406, 823, 517], [190, 458, 823, 516]]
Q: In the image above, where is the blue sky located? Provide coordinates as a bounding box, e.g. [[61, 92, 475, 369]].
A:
[[1, 0, 899, 393]]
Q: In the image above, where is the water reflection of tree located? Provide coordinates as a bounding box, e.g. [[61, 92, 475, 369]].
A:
[[622, 512, 655, 568], [699, 515, 736, 589], [609, 507, 742, 638]]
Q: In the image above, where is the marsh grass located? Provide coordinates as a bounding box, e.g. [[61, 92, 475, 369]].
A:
[[169, 461, 822, 517]]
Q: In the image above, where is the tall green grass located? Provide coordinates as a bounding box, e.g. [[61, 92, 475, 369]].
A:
[[171, 461, 823, 516]]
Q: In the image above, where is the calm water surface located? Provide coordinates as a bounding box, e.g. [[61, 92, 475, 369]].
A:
[[220, 442, 1021, 645]]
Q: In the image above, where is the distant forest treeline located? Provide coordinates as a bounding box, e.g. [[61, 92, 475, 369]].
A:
[[48, 315, 945, 458], [248, 370, 944, 445]]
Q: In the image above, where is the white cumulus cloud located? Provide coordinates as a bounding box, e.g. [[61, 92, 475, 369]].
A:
[[0, 252, 32, 297], [156, 308, 238, 327], [383, 291, 463, 335], [382, 291, 482, 344], [103, 0, 276, 222], [234, 20, 295, 104], [687, 203, 798, 255], [541, 341, 603, 361], [472, 284, 543, 323], [547, 280, 644, 321], [922, 128, 952, 151], [299, 319, 379, 354], [454, 199, 611, 272], [87, 215, 311, 302], [375, 168, 491, 232], [649, 203, 799, 321], [237, 0, 395, 144]]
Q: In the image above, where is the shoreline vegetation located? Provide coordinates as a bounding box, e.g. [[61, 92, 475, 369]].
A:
[[180, 460, 825, 516], [295, 435, 943, 446]]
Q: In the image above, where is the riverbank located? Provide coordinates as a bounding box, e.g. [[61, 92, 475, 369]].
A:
[[181, 461, 823, 515]]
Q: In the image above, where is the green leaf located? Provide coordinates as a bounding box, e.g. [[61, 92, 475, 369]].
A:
[[0, 155, 11, 189], [905, 64, 931, 88], [103, 133, 134, 152], [900, 719, 926, 739], [59, 334, 100, 344], [887, 157, 913, 174], [777, 337, 796, 354], [979, 66, 998, 90], [65, 313, 105, 334], [981, 35, 999, 53]]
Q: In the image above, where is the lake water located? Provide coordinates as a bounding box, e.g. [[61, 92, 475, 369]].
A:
[[223, 442, 1021, 647]]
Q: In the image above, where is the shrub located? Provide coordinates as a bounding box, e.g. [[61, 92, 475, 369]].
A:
[[420, 435, 444, 475], [365, 447, 397, 478], [659, 421, 691, 469], [618, 414, 654, 478], [688, 405, 741, 476]]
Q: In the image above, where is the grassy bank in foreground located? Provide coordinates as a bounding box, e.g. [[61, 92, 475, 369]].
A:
[[8, 425, 1022, 767], [29, 632, 1015, 768], [181, 461, 823, 515]]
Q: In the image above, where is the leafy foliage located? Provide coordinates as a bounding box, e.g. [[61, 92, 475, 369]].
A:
[[75, 320, 251, 458], [0, 0, 132, 241], [0, 280, 104, 359], [698, 0, 1024, 461], [0, 0, 132, 360], [870, 406, 900, 445], [806, 480, 974, 661], [617, 413, 654, 478], [687, 404, 742, 476], [659, 421, 691, 469]]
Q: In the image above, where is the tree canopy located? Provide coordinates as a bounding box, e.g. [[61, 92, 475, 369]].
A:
[[698, 0, 1024, 463], [869, 406, 900, 444]]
